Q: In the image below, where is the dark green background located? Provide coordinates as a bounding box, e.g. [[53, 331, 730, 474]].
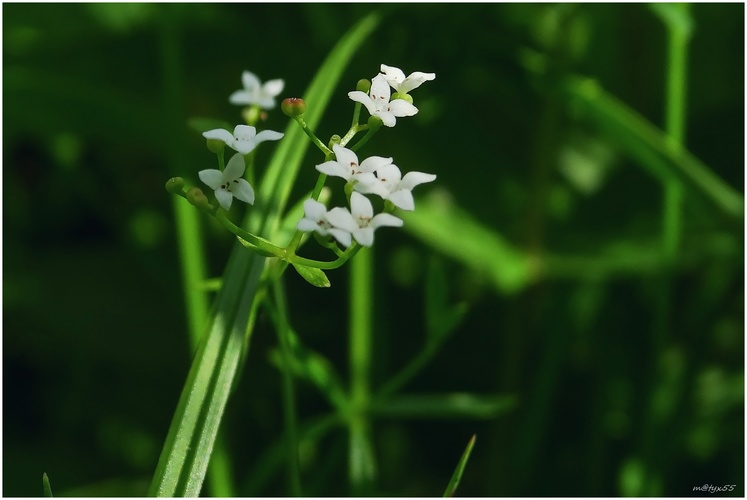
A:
[[4, 3, 743, 496]]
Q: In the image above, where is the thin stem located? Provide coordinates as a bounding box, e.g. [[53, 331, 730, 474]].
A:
[[293, 115, 333, 155], [272, 278, 303, 497], [348, 247, 376, 494], [350, 125, 380, 152]]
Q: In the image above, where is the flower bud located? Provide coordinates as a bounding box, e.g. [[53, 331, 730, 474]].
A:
[[206, 138, 225, 154], [356, 79, 371, 93], [165, 176, 186, 195], [391, 92, 413, 104], [281, 97, 306, 117], [186, 187, 213, 212], [328, 134, 341, 150]]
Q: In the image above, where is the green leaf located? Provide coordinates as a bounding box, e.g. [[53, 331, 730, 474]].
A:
[[443, 434, 477, 497], [401, 192, 533, 295], [649, 3, 693, 38], [187, 117, 233, 135], [148, 13, 380, 497], [292, 263, 331, 288], [42, 473, 53, 497], [236, 235, 278, 257], [372, 393, 516, 420]]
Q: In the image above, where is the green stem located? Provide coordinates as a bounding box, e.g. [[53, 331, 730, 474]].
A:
[[349, 125, 380, 152], [272, 279, 303, 496], [348, 247, 376, 494], [293, 115, 333, 155]]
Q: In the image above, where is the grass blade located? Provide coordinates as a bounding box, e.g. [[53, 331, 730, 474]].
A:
[[42, 473, 53, 497], [443, 434, 477, 497]]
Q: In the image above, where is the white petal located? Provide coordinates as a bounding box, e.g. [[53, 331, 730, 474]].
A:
[[223, 153, 246, 181], [374, 164, 402, 185], [400, 171, 437, 191], [215, 189, 233, 211], [387, 189, 415, 211], [400, 71, 436, 93], [228, 90, 250, 105], [262, 78, 285, 97], [350, 191, 373, 220], [359, 155, 392, 172], [348, 91, 377, 116], [377, 111, 397, 128], [388, 99, 418, 117], [354, 178, 390, 199], [297, 218, 321, 233], [241, 71, 261, 92], [303, 198, 327, 221], [380, 64, 406, 84], [198, 169, 224, 190], [371, 212, 404, 228], [333, 145, 359, 170], [352, 227, 375, 247], [257, 96, 276, 109], [230, 178, 255, 205], [328, 228, 353, 248], [316, 160, 350, 180], [202, 128, 234, 144], [352, 171, 378, 188], [326, 207, 358, 233], [233, 125, 257, 140], [369, 74, 391, 104], [254, 129, 284, 144]]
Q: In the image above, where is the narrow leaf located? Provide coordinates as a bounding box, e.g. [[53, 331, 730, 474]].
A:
[[443, 434, 477, 497], [373, 393, 516, 420], [292, 263, 331, 288], [42, 473, 53, 497]]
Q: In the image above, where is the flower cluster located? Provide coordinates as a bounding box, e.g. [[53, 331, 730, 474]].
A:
[[296, 64, 436, 247]]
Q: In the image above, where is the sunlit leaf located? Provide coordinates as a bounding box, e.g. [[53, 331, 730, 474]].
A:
[[443, 434, 477, 497]]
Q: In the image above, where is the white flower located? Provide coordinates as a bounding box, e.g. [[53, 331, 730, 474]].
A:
[[297, 198, 341, 240], [315, 144, 389, 189], [380, 64, 435, 94], [359, 164, 437, 211], [229, 71, 285, 109], [348, 74, 418, 127], [325, 192, 403, 247], [203, 125, 283, 155], [198, 153, 254, 211]]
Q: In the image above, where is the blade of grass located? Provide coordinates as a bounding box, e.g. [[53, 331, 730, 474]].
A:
[[443, 434, 477, 497], [148, 13, 380, 497], [372, 393, 516, 420], [42, 473, 53, 497]]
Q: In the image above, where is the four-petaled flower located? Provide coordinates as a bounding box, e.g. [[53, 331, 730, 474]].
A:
[[203, 125, 283, 155], [348, 74, 418, 127], [325, 192, 403, 247], [198, 153, 255, 211], [315, 144, 390, 189], [380, 64, 436, 94], [229, 71, 285, 109], [359, 164, 437, 211]]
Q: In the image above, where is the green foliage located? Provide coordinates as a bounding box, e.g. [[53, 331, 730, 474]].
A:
[[443, 434, 477, 497]]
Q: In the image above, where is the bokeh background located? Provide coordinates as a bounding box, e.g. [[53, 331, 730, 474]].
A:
[[4, 3, 744, 497]]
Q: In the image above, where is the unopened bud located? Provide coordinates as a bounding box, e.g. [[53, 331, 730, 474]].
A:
[[165, 177, 186, 195], [186, 187, 213, 212], [356, 79, 371, 93], [281, 97, 306, 117], [391, 92, 413, 104], [206, 138, 225, 154], [328, 134, 341, 150]]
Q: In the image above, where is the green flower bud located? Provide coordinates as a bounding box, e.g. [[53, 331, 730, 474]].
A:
[[391, 92, 413, 104], [186, 187, 213, 212], [206, 138, 225, 154], [356, 79, 371, 93], [165, 176, 186, 195], [367, 115, 384, 129], [328, 134, 341, 150], [281, 97, 306, 117]]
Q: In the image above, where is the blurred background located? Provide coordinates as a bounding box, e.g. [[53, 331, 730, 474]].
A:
[[4, 3, 743, 497]]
